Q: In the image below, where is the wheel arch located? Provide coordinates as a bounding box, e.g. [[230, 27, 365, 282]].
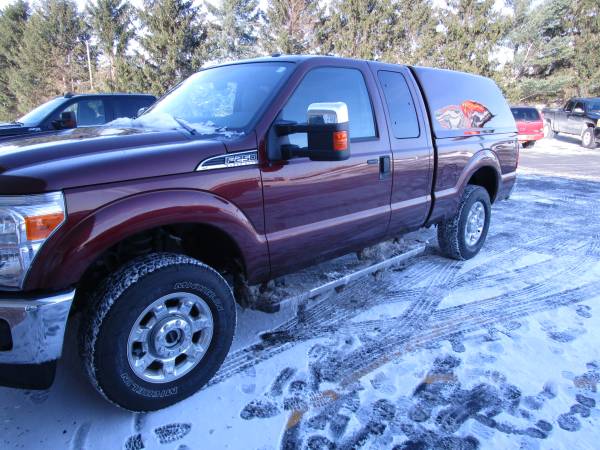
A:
[[24, 189, 270, 293]]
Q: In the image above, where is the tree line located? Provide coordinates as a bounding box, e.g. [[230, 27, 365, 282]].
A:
[[0, 0, 598, 122]]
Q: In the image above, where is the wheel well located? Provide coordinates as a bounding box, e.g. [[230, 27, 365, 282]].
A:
[[467, 166, 499, 203], [74, 224, 245, 310]]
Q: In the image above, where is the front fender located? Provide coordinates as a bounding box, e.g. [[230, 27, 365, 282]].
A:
[[24, 189, 270, 291]]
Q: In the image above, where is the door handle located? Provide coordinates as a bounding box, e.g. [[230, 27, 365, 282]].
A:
[[379, 156, 391, 179]]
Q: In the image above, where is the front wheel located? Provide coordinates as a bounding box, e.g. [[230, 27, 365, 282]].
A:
[[437, 185, 491, 260], [80, 253, 236, 411], [582, 127, 596, 149]]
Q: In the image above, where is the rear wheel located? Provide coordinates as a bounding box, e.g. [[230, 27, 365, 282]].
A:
[[437, 185, 491, 260], [80, 253, 236, 411], [582, 127, 596, 149], [544, 121, 556, 139], [522, 141, 535, 148]]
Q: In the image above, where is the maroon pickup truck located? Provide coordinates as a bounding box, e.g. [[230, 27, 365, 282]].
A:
[[0, 56, 518, 411]]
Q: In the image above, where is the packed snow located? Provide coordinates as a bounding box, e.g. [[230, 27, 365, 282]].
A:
[[1, 136, 600, 450]]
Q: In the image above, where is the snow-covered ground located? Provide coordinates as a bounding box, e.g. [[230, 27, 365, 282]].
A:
[[2, 137, 600, 450]]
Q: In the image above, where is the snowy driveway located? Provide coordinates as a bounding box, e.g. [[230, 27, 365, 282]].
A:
[[2, 137, 600, 450]]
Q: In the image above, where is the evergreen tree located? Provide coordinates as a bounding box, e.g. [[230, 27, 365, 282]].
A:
[[207, 0, 260, 61], [571, 0, 600, 96], [0, 1, 29, 121], [135, 0, 208, 95], [434, 0, 510, 77], [318, 0, 398, 60], [11, 0, 91, 114], [504, 0, 574, 103], [260, 0, 322, 55], [86, 0, 134, 90], [387, 0, 438, 65]]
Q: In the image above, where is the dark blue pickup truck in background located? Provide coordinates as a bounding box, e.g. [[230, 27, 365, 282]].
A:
[[0, 93, 156, 141]]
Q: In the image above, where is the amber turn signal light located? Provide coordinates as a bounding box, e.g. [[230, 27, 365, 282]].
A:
[[333, 131, 348, 151], [25, 212, 65, 241]]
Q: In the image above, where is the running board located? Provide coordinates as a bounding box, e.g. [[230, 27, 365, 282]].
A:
[[260, 245, 427, 313]]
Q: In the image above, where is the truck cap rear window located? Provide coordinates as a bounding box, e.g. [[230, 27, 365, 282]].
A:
[[411, 67, 516, 138]]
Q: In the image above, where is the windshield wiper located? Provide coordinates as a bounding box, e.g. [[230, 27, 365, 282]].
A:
[[11, 121, 24, 126], [173, 116, 197, 135]]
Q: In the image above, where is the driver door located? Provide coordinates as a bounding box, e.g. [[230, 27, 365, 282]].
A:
[[261, 63, 393, 277]]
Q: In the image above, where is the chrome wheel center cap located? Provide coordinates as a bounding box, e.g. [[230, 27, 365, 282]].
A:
[[152, 317, 192, 358]]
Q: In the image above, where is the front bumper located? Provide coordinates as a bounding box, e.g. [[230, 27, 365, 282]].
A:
[[0, 290, 74, 365]]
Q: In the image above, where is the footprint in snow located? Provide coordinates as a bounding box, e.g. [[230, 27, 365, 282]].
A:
[[153, 423, 192, 444]]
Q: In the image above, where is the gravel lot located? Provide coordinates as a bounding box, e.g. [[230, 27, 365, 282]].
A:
[[1, 136, 599, 450]]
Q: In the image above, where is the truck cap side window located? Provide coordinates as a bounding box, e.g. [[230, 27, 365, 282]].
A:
[[378, 71, 420, 139], [280, 67, 376, 148]]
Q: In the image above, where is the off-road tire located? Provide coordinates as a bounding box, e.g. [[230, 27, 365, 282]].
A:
[[522, 141, 535, 149], [80, 253, 236, 411], [437, 185, 491, 260], [544, 121, 556, 139], [582, 127, 596, 149]]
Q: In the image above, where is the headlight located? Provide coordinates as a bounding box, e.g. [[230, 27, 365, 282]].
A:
[[0, 192, 65, 289]]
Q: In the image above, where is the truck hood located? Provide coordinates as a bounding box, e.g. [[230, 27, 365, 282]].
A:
[[0, 126, 228, 194], [0, 122, 38, 138]]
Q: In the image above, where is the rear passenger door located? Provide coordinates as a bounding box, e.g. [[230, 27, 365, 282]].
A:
[[373, 66, 433, 233], [262, 63, 393, 276]]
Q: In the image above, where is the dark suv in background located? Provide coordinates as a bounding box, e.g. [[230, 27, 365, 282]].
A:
[[0, 93, 156, 141]]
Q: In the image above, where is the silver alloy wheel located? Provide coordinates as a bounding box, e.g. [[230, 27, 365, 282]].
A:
[[583, 130, 592, 147], [464, 201, 486, 247], [127, 292, 214, 384]]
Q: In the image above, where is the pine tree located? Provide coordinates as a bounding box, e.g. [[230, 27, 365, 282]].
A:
[[135, 0, 208, 96], [207, 0, 260, 61], [387, 0, 438, 65], [318, 0, 398, 60], [11, 0, 91, 114], [0, 1, 29, 121], [434, 0, 510, 77], [504, 0, 574, 103], [260, 0, 322, 55], [571, 0, 600, 96], [86, 0, 134, 90]]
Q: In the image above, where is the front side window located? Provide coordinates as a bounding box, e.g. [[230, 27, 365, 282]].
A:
[[280, 67, 376, 147], [565, 101, 574, 112], [144, 62, 293, 134], [378, 71, 420, 139], [60, 100, 106, 126]]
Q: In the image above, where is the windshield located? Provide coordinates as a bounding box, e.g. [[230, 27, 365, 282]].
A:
[[18, 97, 66, 126], [587, 102, 600, 113], [137, 62, 293, 136], [511, 107, 541, 121]]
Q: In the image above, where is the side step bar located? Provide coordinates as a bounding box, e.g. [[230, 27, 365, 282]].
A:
[[264, 245, 427, 313]]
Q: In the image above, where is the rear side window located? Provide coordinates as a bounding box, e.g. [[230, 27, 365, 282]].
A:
[[280, 67, 376, 146], [378, 71, 420, 139], [112, 97, 155, 119], [510, 107, 541, 121]]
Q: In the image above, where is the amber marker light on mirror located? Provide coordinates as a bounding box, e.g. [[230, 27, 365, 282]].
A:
[[333, 131, 348, 151]]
